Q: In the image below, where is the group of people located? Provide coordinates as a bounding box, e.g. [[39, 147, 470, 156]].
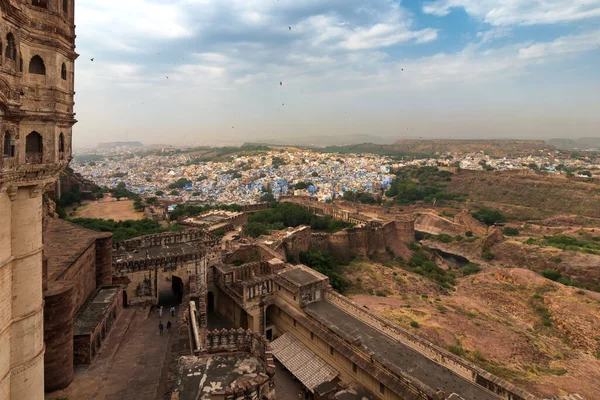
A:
[[158, 306, 176, 335]]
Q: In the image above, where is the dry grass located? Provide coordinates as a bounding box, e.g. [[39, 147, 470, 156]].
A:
[[446, 170, 600, 219], [75, 199, 143, 221]]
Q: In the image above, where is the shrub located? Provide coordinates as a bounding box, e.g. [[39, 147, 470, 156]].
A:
[[448, 345, 466, 356], [542, 269, 561, 281], [482, 247, 495, 260], [465, 231, 473, 237], [410, 320, 420, 328], [461, 263, 482, 276], [437, 234, 454, 243], [503, 227, 520, 236], [471, 207, 506, 226], [375, 290, 388, 297]]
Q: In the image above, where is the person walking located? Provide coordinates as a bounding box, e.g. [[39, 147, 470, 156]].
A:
[[159, 321, 164, 335], [170, 306, 175, 317], [166, 321, 172, 333], [158, 306, 163, 317]]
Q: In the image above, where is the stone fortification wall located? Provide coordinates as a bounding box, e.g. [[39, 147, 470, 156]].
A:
[[325, 291, 538, 400], [310, 233, 329, 251], [43, 281, 74, 392], [325, 221, 414, 262], [242, 202, 270, 212], [95, 235, 113, 286], [58, 242, 97, 316], [282, 227, 311, 258], [114, 229, 217, 253]]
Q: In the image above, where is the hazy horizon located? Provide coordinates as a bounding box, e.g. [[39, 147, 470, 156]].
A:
[[74, 0, 600, 147]]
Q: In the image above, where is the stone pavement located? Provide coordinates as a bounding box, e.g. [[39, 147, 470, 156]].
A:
[[275, 361, 304, 400], [46, 305, 180, 400]]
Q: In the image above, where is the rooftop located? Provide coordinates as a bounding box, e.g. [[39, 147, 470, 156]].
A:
[[172, 354, 267, 400], [279, 267, 325, 287], [304, 300, 500, 400], [74, 287, 120, 336], [44, 218, 111, 281], [113, 241, 199, 262]]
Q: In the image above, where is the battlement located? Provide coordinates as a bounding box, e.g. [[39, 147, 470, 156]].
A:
[[113, 228, 217, 253]]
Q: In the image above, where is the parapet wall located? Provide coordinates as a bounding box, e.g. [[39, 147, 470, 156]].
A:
[[95, 234, 113, 287], [114, 229, 217, 253], [325, 291, 538, 400], [113, 250, 207, 273]]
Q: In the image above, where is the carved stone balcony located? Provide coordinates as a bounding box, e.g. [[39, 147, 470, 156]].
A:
[[25, 152, 43, 164]]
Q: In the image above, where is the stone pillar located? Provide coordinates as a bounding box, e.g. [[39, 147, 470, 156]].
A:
[[0, 190, 13, 400], [9, 187, 45, 400], [43, 281, 74, 391]]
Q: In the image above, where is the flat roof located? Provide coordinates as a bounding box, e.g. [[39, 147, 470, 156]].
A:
[[113, 241, 199, 262], [280, 268, 324, 287], [304, 300, 500, 400], [74, 287, 120, 336], [173, 354, 266, 400], [44, 218, 111, 281]]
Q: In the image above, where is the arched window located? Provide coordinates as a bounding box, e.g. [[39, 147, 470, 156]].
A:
[[32, 0, 48, 9], [25, 131, 43, 164], [58, 133, 65, 158], [63, 0, 68, 13], [6, 33, 16, 61], [61, 63, 67, 80], [3, 132, 15, 157], [29, 55, 46, 75]]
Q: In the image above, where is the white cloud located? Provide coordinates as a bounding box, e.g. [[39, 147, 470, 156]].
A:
[[342, 26, 438, 50], [423, 0, 600, 26], [518, 30, 600, 59], [77, 0, 193, 53]]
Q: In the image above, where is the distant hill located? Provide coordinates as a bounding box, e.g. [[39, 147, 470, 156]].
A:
[[316, 139, 554, 158], [258, 134, 394, 147], [97, 141, 144, 149], [391, 139, 553, 157], [547, 138, 600, 151]]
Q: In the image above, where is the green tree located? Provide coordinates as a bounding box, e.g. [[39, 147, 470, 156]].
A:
[[471, 207, 506, 226]]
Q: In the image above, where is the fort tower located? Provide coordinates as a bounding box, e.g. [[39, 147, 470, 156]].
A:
[[0, 0, 76, 399]]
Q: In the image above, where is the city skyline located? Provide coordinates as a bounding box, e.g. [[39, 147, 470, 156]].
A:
[[74, 0, 600, 146]]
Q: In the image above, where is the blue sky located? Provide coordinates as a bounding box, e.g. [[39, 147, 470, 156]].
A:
[[74, 0, 600, 147]]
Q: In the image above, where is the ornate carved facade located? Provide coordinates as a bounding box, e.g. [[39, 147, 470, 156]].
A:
[[0, 1, 76, 399]]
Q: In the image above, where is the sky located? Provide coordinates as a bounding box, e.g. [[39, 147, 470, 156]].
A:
[[74, 0, 600, 147]]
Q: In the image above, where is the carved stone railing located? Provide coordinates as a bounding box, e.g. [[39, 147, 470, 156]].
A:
[[0, 157, 17, 170], [25, 152, 43, 164]]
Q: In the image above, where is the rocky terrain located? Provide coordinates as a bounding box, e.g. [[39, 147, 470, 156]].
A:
[[446, 170, 600, 220], [345, 262, 600, 399]]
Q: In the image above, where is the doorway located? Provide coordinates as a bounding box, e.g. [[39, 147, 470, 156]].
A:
[[207, 291, 214, 313], [158, 275, 184, 306], [122, 290, 128, 307]]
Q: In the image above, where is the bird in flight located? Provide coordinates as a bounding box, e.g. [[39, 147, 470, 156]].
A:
[[90, 58, 94, 61], [289, 26, 292, 31], [280, 81, 283, 86]]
